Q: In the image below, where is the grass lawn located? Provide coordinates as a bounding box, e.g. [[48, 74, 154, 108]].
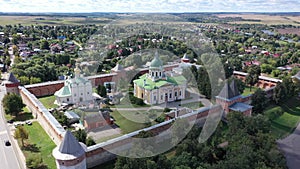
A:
[[180, 102, 204, 110], [38, 95, 58, 109], [5, 106, 33, 121], [264, 97, 300, 138], [20, 122, 56, 169], [242, 86, 258, 96], [111, 110, 158, 134]]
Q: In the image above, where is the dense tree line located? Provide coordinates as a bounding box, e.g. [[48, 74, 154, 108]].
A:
[[114, 112, 287, 169]]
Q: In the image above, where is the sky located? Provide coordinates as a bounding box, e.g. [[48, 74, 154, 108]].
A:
[[0, 0, 299, 13]]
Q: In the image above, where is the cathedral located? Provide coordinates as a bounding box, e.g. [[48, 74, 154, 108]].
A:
[[133, 52, 187, 105], [55, 64, 93, 105]]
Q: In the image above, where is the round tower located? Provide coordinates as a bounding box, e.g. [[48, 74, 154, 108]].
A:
[[52, 131, 87, 169]]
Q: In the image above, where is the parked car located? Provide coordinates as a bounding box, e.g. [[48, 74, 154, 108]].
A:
[[26, 120, 32, 125], [14, 122, 24, 128], [4, 140, 11, 146], [7, 120, 14, 124]]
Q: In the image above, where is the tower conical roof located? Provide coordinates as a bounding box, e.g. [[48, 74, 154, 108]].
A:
[[7, 73, 19, 83], [58, 130, 85, 156], [230, 80, 240, 97], [218, 82, 235, 100], [293, 71, 300, 80], [150, 51, 163, 68], [111, 63, 124, 72]]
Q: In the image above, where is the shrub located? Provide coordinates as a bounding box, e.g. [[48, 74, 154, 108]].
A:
[[26, 154, 46, 169], [265, 107, 284, 120]]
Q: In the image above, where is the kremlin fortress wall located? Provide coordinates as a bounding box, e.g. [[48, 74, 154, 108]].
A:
[[17, 64, 280, 168]]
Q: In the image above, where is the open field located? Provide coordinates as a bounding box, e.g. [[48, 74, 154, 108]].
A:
[[0, 16, 112, 26], [19, 122, 56, 169], [216, 14, 300, 26], [264, 97, 300, 139], [277, 28, 300, 35]]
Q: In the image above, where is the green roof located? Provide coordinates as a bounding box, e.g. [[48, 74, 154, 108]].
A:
[[150, 52, 163, 68], [75, 77, 88, 84], [134, 74, 186, 90], [55, 86, 71, 97]]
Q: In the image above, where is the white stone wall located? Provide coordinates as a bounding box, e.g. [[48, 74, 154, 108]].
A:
[[56, 159, 86, 169]]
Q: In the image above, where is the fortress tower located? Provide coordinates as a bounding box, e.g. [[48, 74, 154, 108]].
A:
[[52, 131, 87, 169], [1, 73, 20, 94]]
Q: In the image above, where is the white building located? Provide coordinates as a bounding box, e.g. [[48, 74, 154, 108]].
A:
[[55, 64, 93, 105]]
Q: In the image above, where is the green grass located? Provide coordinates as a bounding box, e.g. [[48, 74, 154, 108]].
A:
[[264, 97, 300, 138], [242, 86, 258, 96], [5, 106, 33, 121], [111, 110, 159, 133], [18, 122, 56, 169], [38, 95, 58, 109], [180, 102, 204, 110], [112, 104, 151, 108]]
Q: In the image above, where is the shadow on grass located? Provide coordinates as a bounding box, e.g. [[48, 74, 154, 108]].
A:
[[15, 113, 33, 121], [281, 103, 300, 116], [271, 121, 293, 133], [22, 144, 40, 152]]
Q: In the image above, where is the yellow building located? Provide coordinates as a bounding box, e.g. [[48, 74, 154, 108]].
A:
[[133, 52, 187, 105]]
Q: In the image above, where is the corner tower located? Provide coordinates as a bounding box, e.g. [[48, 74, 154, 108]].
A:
[[52, 131, 87, 169], [1, 73, 20, 94]]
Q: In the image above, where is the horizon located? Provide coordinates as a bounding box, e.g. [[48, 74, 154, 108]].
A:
[[0, 0, 299, 13]]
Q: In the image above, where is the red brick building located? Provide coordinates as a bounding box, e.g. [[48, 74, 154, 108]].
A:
[[216, 80, 252, 116]]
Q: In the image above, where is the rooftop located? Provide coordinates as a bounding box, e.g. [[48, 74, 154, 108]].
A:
[[133, 73, 186, 90], [150, 51, 163, 68], [229, 102, 253, 112]]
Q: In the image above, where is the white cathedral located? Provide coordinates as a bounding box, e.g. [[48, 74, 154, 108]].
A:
[[55, 64, 93, 105]]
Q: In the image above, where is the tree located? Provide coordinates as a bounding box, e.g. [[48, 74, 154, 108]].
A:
[[245, 65, 261, 91], [73, 129, 87, 143], [14, 126, 28, 147], [26, 154, 46, 169], [251, 88, 268, 114], [86, 137, 96, 146], [273, 83, 285, 104], [229, 77, 245, 94], [97, 84, 107, 97], [2, 93, 25, 116], [40, 40, 50, 50], [224, 63, 234, 79]]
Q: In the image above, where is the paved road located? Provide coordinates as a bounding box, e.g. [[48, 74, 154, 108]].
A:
[[0, 89, 24, 169], [278, 122, 300, 169]]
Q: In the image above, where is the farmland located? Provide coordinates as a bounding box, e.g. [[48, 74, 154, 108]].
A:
[[215, 14, 300, 26], [0, 16, 112, 25]]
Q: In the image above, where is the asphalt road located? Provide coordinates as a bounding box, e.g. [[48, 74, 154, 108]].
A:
[[0, 89, 23, 169]]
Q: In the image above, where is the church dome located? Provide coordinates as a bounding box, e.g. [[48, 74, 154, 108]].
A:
[[150, 51, 163, 68]]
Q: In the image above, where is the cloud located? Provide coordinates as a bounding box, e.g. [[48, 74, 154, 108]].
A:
[[0, 0, 299, 12]]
